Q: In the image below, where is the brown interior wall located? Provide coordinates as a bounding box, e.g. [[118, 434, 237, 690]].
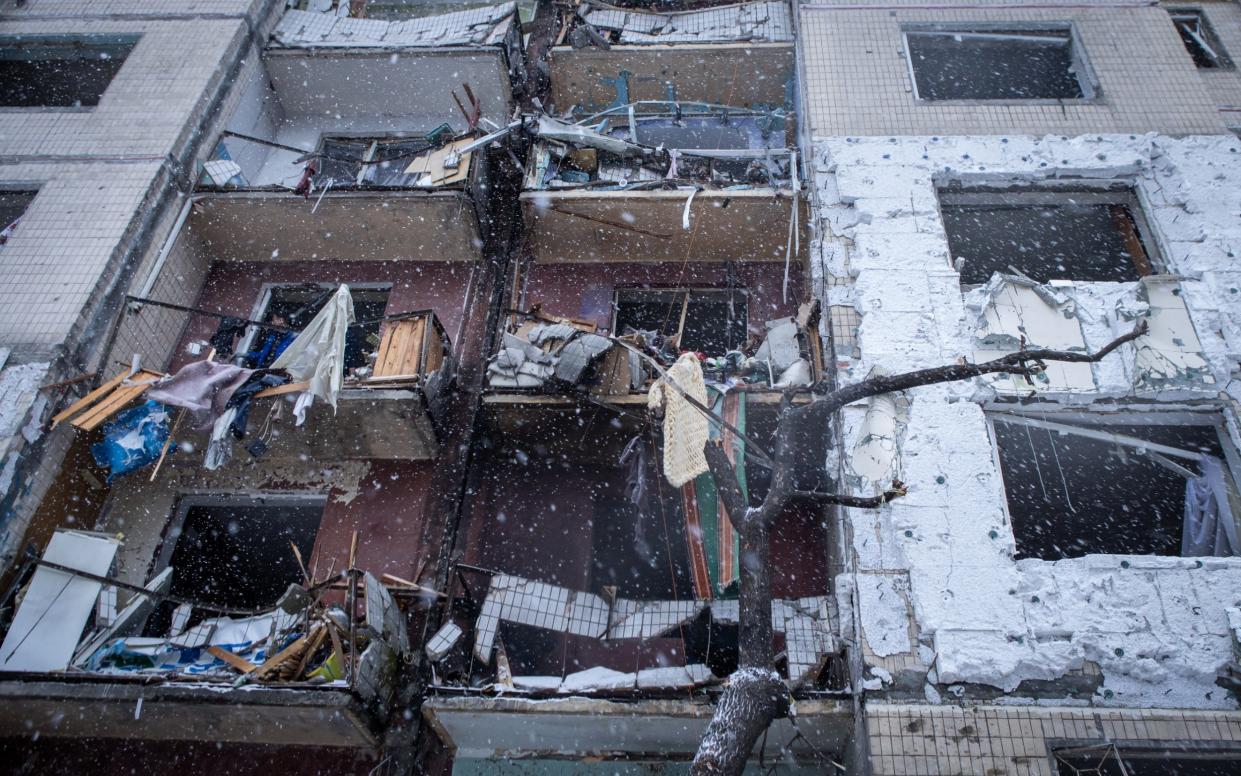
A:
[[549, 44, 795, 113], [170, 259, 478, 372], [519, 260, 804, 339], [309, 459, 437, 582]]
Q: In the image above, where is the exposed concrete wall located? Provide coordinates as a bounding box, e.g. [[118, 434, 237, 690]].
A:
[[813, 133, 1241, 709], [799, 3, 1226, 137]]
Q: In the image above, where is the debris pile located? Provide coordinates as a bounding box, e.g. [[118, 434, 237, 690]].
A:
[[272, 3, 517, 48], [571, 1, 795, 46], [528, 113, 792, 190], [0, 529, 422, 705], [488, 301, 819, 394], [424, 572, 837, 692]]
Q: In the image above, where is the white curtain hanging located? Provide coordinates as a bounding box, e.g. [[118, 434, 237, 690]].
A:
[[1183, 455, 1240, 557]]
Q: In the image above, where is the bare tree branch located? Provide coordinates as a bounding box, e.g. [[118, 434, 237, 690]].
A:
[[807, 320, 1148, 417], [793, 480, 907, 508], [688, 322, 1150, 776]]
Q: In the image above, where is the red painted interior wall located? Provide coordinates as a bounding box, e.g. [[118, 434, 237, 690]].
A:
[[520, 261, 805, 336]]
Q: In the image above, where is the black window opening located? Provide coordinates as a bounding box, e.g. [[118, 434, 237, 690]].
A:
[[317, 136, 432, 187], [146, 499, 323, 634], [940, 191, 1157, 285], [613, 289, 749, 355], [1055, 744, 1241, 776], [992, 414, 1232, 560], [905, 28, 1089, 101], [255, 285, 390, 371], [0, 36, 137, 108], [0, 191, 35, 245], [589, 489, 695, 601], [1171, 9, 1232, 70]]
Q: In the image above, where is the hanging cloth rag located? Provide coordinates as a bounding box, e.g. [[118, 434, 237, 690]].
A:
[[681, 389, 747, 599], [271, 285, 355, 425], [208, 316, 248, 358], [1182, 455, 1240, 557], [146, 360, 254, 430], [647, 352, 709, 488], [226, 370, 291, 439]]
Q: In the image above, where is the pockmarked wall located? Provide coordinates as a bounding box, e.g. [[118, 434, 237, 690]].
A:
[[813, 132, 1241, 708]]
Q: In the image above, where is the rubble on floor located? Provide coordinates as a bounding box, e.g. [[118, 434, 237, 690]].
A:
[[436, 572, 835, 689], [272, 3, 517, 48], [0, 528, 418, 706], [487, 305, 816, 394], [571, 1, 794, 46], [527, 109, 792, 190]]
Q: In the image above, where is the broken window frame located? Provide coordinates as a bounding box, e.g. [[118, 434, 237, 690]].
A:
[[938, 185, 1164, 287], [315, 134, 434, 188], [612, 287, 750, 355], [901, 24, 1098, 103], [984, 404, 1241, 560], [235, 282, 392, 365], [1052, 741, 1241, 775], [0, 34, 139, 109], [1169, 8, 1233, 70], [0, 189, 36, 245], [148, 493, 326, 615]]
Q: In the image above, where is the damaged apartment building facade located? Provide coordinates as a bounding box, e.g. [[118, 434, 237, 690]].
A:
[[0, 0, 1240, 775]]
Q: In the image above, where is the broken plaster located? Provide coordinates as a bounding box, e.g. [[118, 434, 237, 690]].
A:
[[817, 133, 1241, 708]]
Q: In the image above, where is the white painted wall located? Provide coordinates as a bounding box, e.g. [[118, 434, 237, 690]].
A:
[[815, 133, 1241, 708]]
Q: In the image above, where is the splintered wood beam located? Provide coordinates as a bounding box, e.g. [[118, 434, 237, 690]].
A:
[[207, 645, 257, 674]]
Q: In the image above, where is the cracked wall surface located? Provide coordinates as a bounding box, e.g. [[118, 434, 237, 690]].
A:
[[815, 132, 1241, 708]]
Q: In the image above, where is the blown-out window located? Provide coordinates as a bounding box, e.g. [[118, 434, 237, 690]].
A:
[[0, 191, 35, 245], [144, 497, 324, 634], [1055, 743, 1241, 775], [0, 36, 137, 108], [989, 410, 1239, 560], [249, 284, 391, 370], [1170, 9, 1232, 69], [940, 188, 1158, 285], [904, 27, 1093, 101], [613, 289, 748, 355], [317, 136, 432, 187]]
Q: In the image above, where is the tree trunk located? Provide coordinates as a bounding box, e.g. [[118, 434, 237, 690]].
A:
[[689, 667, 789, 776], [737, 519, 774, 669]]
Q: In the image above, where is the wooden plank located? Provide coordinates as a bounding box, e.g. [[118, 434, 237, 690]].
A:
[[251, 633, 310, 680], [73, 382, 151, 431], [71, 375, 161, 432], [423, 324, 444, 375], [381, 320, 411, 377], [254, 380, 310, 399], [400, 318, 426, 376], [50, 370, 130, 429], [207, 645, 257, 674], [375, 319, 428, 379], [375, 320, 409, 377], [291, 626, 327, 680], [148, 407, 186, 481]]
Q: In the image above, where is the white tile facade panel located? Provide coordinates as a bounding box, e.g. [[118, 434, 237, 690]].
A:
[[800, 5, 1225, 136]]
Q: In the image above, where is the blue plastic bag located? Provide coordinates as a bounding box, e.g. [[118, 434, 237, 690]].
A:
[[91, 400, 171, 482]]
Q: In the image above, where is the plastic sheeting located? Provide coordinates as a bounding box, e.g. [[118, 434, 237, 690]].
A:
[[90, 400, 171, 481]]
